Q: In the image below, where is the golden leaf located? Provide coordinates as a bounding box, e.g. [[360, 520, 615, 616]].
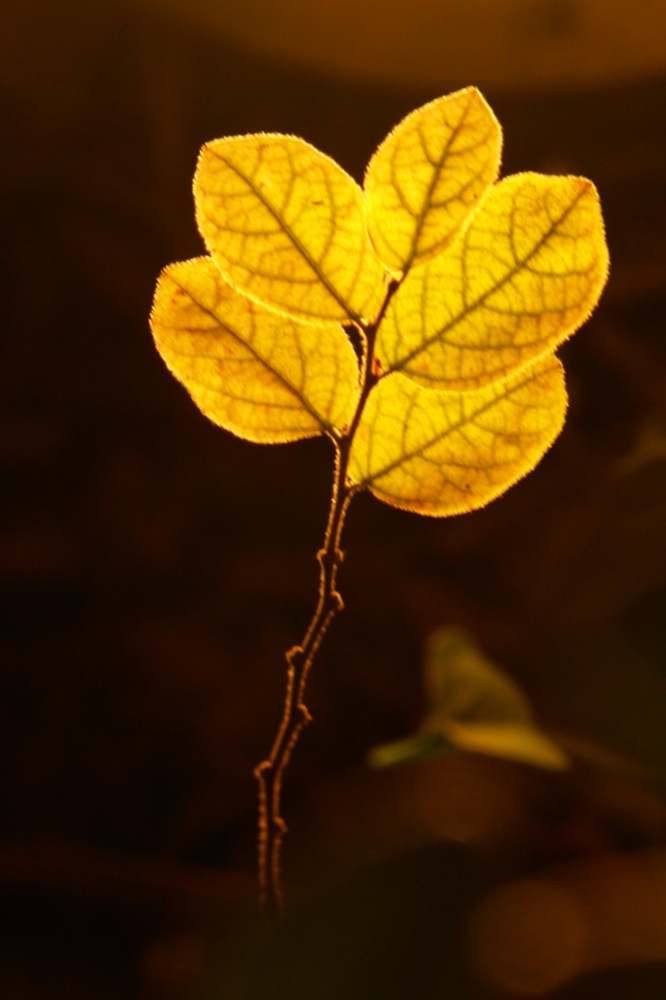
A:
[[365, 87, 501, 275], [377, 172, 609, 390], [348, 354, 566, 516], [194, 134, 387, 325], [150, 257, 360, 443]]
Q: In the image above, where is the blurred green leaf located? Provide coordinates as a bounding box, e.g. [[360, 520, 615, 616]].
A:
[[369, 627, 568, 771]]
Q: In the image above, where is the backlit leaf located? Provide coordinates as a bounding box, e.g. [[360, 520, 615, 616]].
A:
[[365, 87, 501, 275], [377, 172, 609, 390], [369, 628, 568, 771], [194, 134, 387, 325], [348, 353, 566, 516], [150, 257, 360, 443]]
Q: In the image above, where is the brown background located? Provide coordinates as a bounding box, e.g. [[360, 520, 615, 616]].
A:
[[2, 1, 666, 997]]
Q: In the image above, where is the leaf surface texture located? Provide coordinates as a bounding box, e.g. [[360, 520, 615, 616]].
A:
[[349, 354, 567, 515], [194, 134, 387, 324], [365, 87, 501, 274], [150, 257, 359, 443], [377, 173, 608, 390]]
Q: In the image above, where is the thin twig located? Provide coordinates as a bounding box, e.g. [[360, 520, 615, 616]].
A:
[[254, 443, 354, 912], [254, 279, 400, 912]]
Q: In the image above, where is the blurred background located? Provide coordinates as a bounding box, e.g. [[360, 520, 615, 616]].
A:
[[2, 0, 666, 997]]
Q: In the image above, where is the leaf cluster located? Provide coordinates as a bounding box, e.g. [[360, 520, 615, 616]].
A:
[[151, 87, 608, 517]]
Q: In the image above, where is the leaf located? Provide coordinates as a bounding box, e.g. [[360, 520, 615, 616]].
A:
[[376, 172, 609, 390], [366, 731, 452, 769], [194, 134, 387, 325], [369, 628, 568, 771], [150, 257, 360, 443], [422, 627, 568, 770], [364, 87, 501, 275], [349, 353, 566, 516]]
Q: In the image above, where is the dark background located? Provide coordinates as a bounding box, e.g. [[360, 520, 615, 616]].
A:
[[2, 1, 666, 997]]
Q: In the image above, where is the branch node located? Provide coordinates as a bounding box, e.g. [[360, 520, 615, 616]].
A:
[[254, 759, 271, 780], [286, 645, 303, 668]]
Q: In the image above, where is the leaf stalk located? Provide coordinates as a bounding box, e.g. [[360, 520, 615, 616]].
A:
[[254, 281, 400, 912]]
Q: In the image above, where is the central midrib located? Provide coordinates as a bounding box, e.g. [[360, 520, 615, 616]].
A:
[[172, 273, 334, 432], [359, 357, 559, 485], [209, 150, 362, 324], [389, 182, 590, 374], [403, 93, 476, 271]]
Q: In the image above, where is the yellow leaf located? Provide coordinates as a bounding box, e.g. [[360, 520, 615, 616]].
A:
[[348, 354, 566, 516], [150, 257, 360, 443], [194, 134, 387, 325], [377, 172, 609, 390], [364, 87, 501, 275]]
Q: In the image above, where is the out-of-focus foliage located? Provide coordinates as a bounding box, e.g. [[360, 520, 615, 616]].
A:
[[368, 627, 568, 770], [138, 0, 666, 92]]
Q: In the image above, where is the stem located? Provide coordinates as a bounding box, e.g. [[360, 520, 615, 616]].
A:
[[254, 443, 353, 912], [254, 280, 400, 913]]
